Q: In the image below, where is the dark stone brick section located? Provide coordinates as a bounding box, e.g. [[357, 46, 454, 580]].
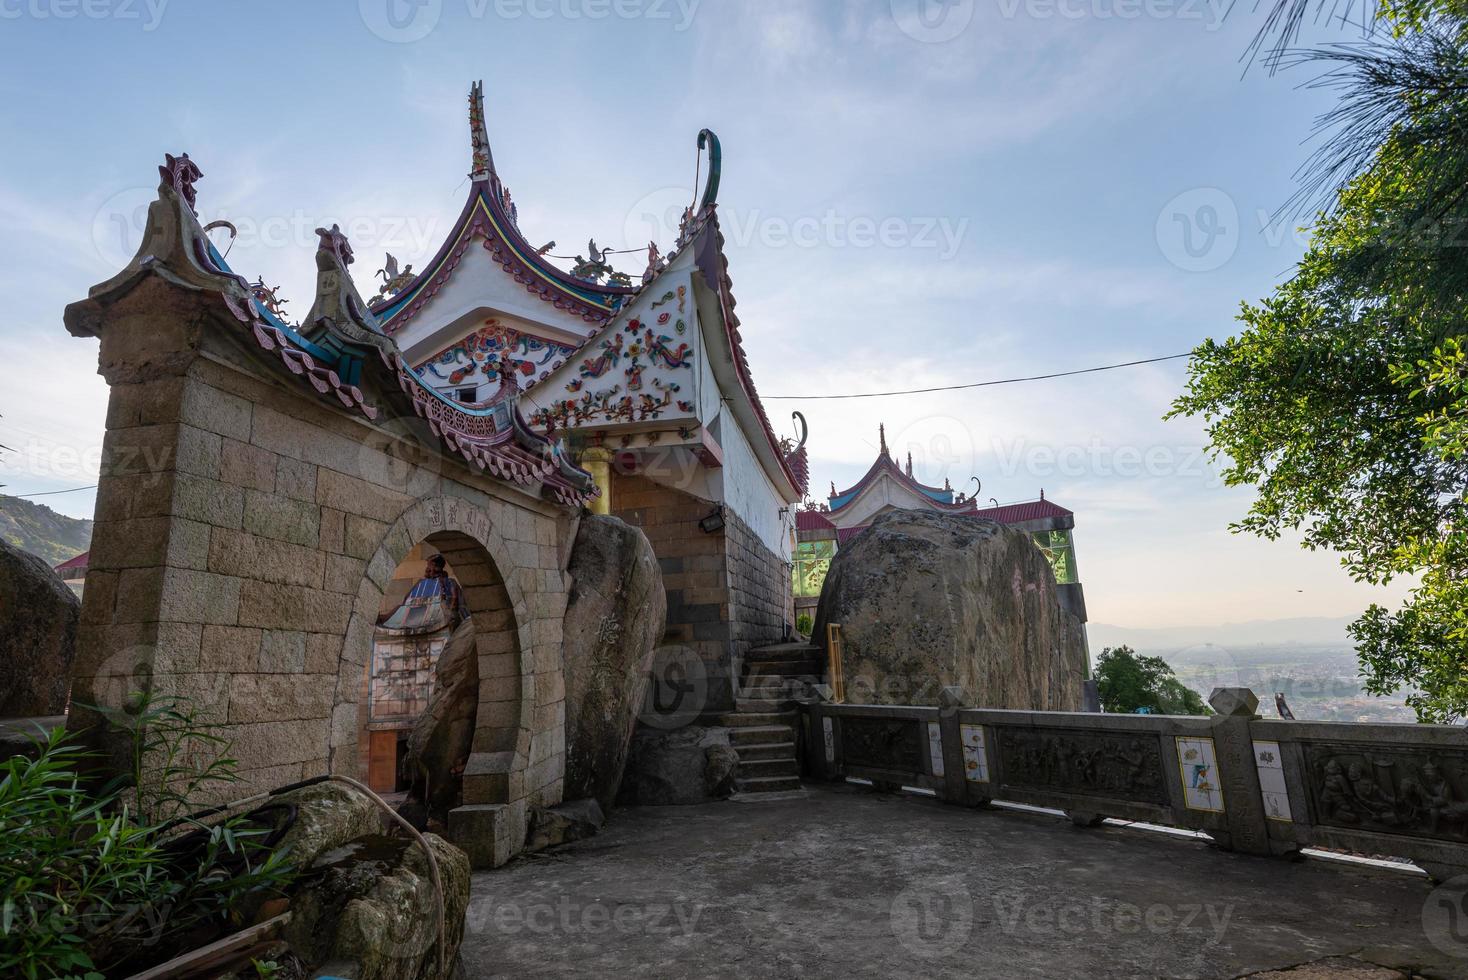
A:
[[610, 472, 793, 716]]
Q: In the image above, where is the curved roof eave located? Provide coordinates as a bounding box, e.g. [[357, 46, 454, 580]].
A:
[[371, 181, 639, 332], [691, 211, 806, 503]]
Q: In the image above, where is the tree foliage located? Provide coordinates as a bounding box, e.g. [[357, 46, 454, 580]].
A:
[[0, 695, 294, 979], [1173, 0, 1468, 721], [1094, 646, 1210, 716]]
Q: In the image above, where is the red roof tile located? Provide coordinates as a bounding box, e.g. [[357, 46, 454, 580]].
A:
[[796, 509, 835, 532], [972, 499, 1073, 523]]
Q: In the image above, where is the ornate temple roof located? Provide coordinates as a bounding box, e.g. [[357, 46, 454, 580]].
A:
[[66, 152, 598, 509], [827, 424, 979, 514], [370, 82, 638, 332], [370, 82, 809, 500]]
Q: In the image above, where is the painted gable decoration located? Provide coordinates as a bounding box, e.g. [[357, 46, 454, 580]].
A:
[[421, 317, 577, 394], [529, 269, 698, 430]]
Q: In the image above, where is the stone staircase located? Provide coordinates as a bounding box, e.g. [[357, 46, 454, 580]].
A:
[[723, 642, 824, 798]]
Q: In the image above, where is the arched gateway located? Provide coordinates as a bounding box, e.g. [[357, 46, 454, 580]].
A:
[[63, 154, 597, 867]]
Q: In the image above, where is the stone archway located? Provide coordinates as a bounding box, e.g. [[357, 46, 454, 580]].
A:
[[63, 164, 594, 870], [334, 497, 533, 803]]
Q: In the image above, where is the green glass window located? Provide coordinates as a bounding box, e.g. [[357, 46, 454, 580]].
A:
[[793, 539, 836, 598], [1031, 530, 1079, 585]]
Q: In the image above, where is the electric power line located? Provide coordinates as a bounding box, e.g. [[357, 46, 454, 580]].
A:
[[7, 485, 98, 498], [762, 353, 1194, 401]]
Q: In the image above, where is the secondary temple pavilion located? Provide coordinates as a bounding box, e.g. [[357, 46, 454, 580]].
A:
[[795, 425, 1087, 642]]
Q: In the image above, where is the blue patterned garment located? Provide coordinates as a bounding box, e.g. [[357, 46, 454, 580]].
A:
[[379, 571, 469, 636]]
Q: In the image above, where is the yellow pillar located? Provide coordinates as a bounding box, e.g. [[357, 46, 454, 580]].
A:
[[580, 447, 613, 515]]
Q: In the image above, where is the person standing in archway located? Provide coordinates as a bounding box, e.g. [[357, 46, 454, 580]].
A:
[[379, 553, 469, 635]]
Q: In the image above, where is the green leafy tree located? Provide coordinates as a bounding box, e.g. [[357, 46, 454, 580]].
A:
[[1094, 646, 1210, 715], [1173, 0, 1468, 721]]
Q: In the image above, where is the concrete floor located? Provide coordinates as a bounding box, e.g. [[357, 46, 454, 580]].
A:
[[460, 783, 1463, 979]]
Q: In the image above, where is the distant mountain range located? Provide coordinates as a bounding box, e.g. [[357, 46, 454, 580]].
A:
[[0, 493, 92, 567], [1089, 616, 1356, 653]]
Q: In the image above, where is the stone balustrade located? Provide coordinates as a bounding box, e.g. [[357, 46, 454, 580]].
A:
[[801, 687, 1468, 882]]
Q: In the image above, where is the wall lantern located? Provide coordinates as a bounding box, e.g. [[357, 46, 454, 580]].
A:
[[699, 505, 726, 534]]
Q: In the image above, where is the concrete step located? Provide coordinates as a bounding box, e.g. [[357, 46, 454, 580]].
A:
[[744, 644, 823, 664], [744, 660, 823, 678], [730, 724, 795, 746], [734, 774, 802, 794], [733, 740, 796, 762], [736, 681, 811, 703], [748, 642, 822, 656], [734, 696, 789, 714], [720, 711, 796, 729], [736, 757, 799, 779]]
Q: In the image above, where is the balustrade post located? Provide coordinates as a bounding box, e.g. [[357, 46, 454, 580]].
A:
[[1207, 687, 1280, 857]]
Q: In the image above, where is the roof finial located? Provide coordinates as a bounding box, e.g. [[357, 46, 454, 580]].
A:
[[830, 481, 837, 498], [879, 423, 888, 457], [1040, 487, 1046, 500], [905, 451, 913, 477], [469, 81, 494, 181]]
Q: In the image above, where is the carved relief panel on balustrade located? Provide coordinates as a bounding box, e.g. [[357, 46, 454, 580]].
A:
[[996, 728, 1168, 805], [1304, 743, 1468, 843], [840, 716, 926, 776]]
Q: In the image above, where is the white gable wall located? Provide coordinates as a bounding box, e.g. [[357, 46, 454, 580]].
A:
[[713, 406, 793, 559], [830, 472, 953, 529], [389, 244, 599, 363]]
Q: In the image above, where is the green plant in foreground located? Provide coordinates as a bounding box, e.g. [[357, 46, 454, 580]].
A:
[[0, 693, 295, 979]]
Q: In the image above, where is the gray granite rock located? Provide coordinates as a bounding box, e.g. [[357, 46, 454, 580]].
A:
[[0, 538, 79, 717], [618, 725, 737, 806], [562, 516, 666, 812], [813, 509, 1086, 710]]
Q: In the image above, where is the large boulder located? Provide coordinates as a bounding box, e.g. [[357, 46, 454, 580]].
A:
[[285, 832, 471, 980], [403, 620, 478, 817], [814, 509, 1086, 710], [617, 725, 738, 806], [562, 515, 666, 812], [0, 538, 80, 717]]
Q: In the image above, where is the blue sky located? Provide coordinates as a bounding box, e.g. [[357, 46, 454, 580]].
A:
[[0, 0, 1408, 629]]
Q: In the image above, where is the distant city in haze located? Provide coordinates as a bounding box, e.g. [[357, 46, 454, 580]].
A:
[[1090, 618, 1417, 722]]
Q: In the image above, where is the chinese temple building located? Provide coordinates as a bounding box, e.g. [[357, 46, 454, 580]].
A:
[[794, 425, 1087, 636], [366, 82, 810, 714]]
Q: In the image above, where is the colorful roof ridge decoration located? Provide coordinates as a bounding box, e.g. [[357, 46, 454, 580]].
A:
[[827, 429, 978, 513], [65, 151, 598, 509], [371, 81, 639, 332]]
